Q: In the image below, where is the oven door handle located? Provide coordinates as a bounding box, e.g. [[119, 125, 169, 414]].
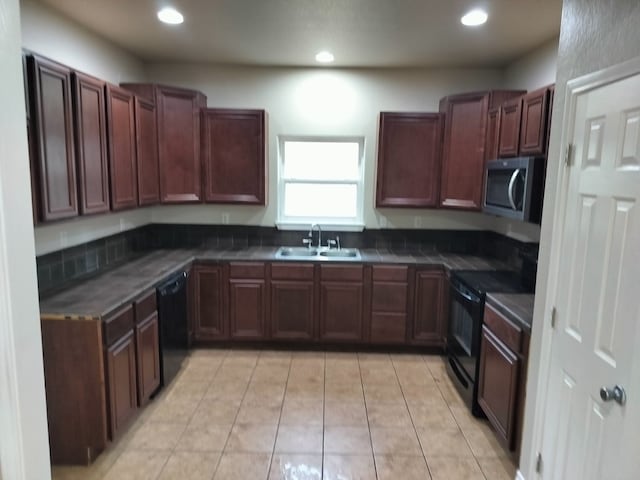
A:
[[451, 283, 481, 304], [507, 168, 521, 210]]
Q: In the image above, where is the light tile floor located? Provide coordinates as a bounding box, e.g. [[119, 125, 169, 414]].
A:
[[52, 349, 517, 480]]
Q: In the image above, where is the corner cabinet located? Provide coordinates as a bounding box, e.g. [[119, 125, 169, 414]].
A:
[[105, 84, 138, 211], [72, 72, 110, 215], [26, 54, 78, 221], [201, 109, 266, 204], [122, 83, 206, 203], [376, 112, 443, 208], [134, 97, 160, 206]]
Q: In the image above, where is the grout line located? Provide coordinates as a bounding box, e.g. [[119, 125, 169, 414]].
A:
[[265, 349, 293, 480], [390, 354, 432, 479], [358, 353, 379, 480]]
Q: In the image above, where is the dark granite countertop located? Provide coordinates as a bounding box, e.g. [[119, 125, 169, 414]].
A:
[[485, 293, 535, 334], [40, 247, 511, 320]]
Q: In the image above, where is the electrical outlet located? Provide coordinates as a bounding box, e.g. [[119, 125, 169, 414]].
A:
[[222, 213, 230, 224], [414, 216, 422, 228]]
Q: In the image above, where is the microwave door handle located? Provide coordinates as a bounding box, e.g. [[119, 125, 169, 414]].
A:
[[508, 168, 521, 210]]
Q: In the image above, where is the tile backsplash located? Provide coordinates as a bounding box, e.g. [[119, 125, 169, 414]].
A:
[[36, 224, 537, 297]]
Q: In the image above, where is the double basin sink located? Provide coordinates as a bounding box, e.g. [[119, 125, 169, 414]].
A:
[[275, 246, 361, 261]]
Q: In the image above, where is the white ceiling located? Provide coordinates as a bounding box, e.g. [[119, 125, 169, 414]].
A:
[[37, 0, 562, 68]]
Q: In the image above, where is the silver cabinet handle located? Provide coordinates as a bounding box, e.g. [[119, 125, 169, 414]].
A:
[[600, 385, 626, 406], [507, 168, 521, 210]]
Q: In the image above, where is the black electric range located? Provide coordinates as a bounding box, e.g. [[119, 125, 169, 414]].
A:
[[446, 270, 533, 416]]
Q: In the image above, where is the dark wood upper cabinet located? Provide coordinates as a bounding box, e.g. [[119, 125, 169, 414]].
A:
[[105, 84, 137, 211], [201, 109, 266, 204], [411, 268, 447, 347], [270, 263, 316, 341], [520, 86, 551, 156], [134, 97, 160, 206], [121, 83, 206, 203], [23, 55, 40, 225], [26, 54, 78, 221], [439, 90, 524, 210], [439, 92, 490, 210], [192, 264, 226, 341], [485, 108, 501, 162], [376, 112, 443, 208], [498, 97, 523, 157], [72, 72, 110, 215]]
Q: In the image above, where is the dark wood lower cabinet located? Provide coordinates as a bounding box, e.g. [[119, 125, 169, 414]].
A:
[[411, 269, 447, 347], [193, 264, 226, 340], [228, 279, 267, 339], [478, 325, 520, 449], [105, 330, 138, 440], [135, 313, 160, 406], [271, 280, 315, 340], [370, 266, 409, 344], [319, 265, 366, 343]]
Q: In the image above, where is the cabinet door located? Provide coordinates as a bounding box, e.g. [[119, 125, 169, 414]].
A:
[[485, 108, 501, 162], [72, 72, 110, 215], [319, 282, 364, 342], [370, 282, 408, 344], [376, 112, 442, 207], [105, 330, 138, 440], [134, 97, 160, 206], [519, 87, 550, 156], [202, 109, 265, 204], [271, 280, 315, 340], [439, 92, 490, 210], [229, 279, 267, 340], [26, 55, 78, 221], [478, 326, 520, 450], [156, 86, 206, 203], [498, 97, 523, 157], [193, 265, 226, 340], [411, 269, 447, 346], [106, 85, 138, 210], [135, 313, 160, 406]]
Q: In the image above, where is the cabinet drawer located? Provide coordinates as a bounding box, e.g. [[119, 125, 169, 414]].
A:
[[103, 304, 135, 347], [271, 263, 314, 281], [229, 262, 265, 279], [320, 264, 363, 282], [134, 290, 157, 324], [372, 282, 408, 313], [484, 304, 522, 353], [372, 265, 408, 282]]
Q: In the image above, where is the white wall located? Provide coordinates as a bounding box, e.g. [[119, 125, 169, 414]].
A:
[[504, 37, 559, 91], [0, 0, 51, 478], [146, 63, 505, 231], [20, 0, 145, 83]]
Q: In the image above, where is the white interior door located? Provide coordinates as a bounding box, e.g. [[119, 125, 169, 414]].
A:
[[541, 71, 640, 480]]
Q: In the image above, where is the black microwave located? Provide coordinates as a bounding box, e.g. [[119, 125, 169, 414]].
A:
[[483, 157, 546, 223]]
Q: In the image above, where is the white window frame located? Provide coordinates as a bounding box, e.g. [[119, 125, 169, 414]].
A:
[[276, 135, 365, 231]]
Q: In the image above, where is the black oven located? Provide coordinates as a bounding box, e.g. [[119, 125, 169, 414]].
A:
[[446, 270, 532, 417]]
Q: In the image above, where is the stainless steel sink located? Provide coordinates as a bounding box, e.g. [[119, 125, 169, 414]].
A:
[[276, 247, 318, 257], [318, 249, 360, 258], [275, 246, 361, 261]]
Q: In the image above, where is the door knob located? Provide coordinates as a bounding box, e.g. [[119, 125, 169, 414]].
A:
[[599, 385, 626, 406]]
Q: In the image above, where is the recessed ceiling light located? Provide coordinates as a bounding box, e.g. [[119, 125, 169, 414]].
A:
[[461, 9, 488, 26], [315, 51, 335, 64], [157, 7, 184, 25]]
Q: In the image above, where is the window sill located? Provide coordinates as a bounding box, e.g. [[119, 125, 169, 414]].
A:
[[276, 222, 365, 232]]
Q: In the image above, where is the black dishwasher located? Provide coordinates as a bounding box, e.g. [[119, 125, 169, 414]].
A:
[[156, 271, 189, 388]]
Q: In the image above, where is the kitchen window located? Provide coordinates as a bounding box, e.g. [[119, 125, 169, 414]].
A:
[[277, 136, 365, 230]]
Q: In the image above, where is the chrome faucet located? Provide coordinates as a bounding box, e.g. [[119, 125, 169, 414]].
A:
[[309, 223, 322, 249]]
